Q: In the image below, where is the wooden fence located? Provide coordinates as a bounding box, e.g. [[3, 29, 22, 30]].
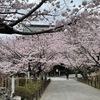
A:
[[32, 79, 51, 100], [0, 76, 51, 100], [0, 76, 34, 87], [0, 76, 44, 91], [0, 76, 11, 89], [77, 75, 100, 89]]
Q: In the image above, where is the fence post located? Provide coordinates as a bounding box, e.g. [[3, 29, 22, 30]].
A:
[[38, 89, 41, 97], [96, 77, 97, 88], [99, 81, 100, 89], [94, 76, 96, 88], [99, 75, 100, 89], [87, 79, 89, 85], [36, 91, 38, 100], [32, 93, 35, 100], [90, 77, 92, 86]]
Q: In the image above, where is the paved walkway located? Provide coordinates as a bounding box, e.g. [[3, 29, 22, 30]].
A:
[[40, 75, 100, 100]]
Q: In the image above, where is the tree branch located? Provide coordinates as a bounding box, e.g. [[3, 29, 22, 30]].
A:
[[80, 45, 100, 67], [0, 23, 64, 35], [9, 0, 47, 27], [13, 25, 64, 35]]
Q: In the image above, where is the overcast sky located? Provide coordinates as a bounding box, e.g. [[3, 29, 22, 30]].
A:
[[0, 0, 92, 37], [28, 0, 84, 25], [28, 0, 91, 5]]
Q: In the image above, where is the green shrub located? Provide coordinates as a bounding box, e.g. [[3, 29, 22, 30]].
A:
[[18, 78, 26, 86], [24, 82, 41, 94], [69, 69, 75, 74], [14, 86, 32, 100]]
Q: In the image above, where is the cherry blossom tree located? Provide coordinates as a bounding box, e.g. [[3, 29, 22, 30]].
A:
[[0, 0, 100, 79], [0, 0, 99, 35], [57, 0, 100, 79]]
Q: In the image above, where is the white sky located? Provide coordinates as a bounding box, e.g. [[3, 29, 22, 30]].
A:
[[29, 0, 91, 5], [29, 0, 40, 3], [0, 0, 92, 37]]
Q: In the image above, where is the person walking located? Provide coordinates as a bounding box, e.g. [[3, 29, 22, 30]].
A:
[[65, 68, 70, 79]]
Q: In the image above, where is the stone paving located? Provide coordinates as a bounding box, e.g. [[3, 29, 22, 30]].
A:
[[40, 75, 100, 100]]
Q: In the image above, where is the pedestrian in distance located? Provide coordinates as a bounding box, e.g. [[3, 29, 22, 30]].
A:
[[65, 68, 70, 79]]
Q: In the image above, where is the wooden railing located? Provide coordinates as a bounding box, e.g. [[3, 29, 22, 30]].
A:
[[32, 79, 51, 100], [0, 76, 51, 100], [77, 75, 100, 89], [0, 76, 11, 89]]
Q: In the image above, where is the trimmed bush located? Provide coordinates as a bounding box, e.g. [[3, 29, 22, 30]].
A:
[[24, 82, 41, 94], [69, 68, 75, 74], [14, 86, 32, 100]]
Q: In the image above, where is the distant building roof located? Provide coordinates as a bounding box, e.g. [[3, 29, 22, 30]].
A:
[[23, 24, 54, 33], [30, 24, 54, 27]]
